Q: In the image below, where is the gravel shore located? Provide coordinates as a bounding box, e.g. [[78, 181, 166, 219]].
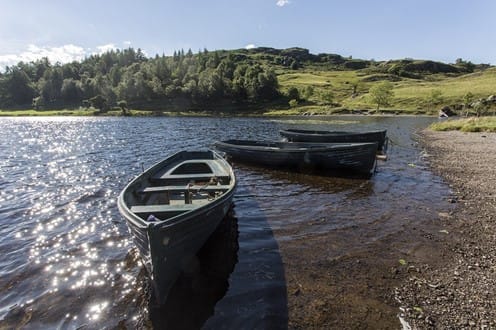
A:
[[397, 130, 496, 328]]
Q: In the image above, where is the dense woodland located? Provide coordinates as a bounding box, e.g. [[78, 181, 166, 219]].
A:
[[0, 48, 281, 111], [0, 47, 490, 113]]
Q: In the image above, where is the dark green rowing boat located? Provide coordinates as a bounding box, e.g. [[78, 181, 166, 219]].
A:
[[118, 150, 236, 304], [280, 128, 388, 151], [213, 140, 378, 178]]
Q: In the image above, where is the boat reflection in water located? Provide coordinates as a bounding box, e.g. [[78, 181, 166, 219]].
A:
[[149, 206, 239, 329]]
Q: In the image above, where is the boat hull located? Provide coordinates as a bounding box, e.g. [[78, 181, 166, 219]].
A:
[[147, 193, 233, 304], [117, 150, 236, 304], [214, 140, 377, 177], [280, 129, 387, 151]]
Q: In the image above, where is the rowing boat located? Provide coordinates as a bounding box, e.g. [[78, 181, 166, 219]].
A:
[[117, 150, 236, 304], [213, 140, 378, 177], [279, 128, 388, 151]]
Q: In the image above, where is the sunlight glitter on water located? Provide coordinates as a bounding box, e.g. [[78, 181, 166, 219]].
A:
[[0, 118, 145, 328], [87, 301, 109, 321], [0, 116, 451, 329]]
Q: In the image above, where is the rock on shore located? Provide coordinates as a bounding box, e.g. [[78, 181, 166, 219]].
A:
[[397, 130, 496, 328]]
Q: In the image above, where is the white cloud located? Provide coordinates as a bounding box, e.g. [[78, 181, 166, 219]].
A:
[[95, 43, 117, 54], [245, 44, 256, 49], [0, 43, 129, 70], [0, 44, 87, 69], [0, 54, 22, 68], [276, 0, 290, 7], [123, 41, 132, 47]]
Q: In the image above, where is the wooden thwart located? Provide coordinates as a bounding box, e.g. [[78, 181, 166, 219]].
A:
[[138, 184, 231, 204], [140, 184, 231, 194], [130, 203, 199, 215]]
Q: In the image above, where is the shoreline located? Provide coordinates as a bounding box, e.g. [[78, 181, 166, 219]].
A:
[[0, 110, 436, 119], [0, 106, 434, 118], [397, 130, 496, 328], [278, 129, 496, 329]]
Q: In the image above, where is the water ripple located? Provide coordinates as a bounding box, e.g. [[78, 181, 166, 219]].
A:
[[0, 116, 450, 328]]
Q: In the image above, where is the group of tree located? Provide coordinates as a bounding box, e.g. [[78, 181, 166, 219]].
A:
[[0, 46, 491, 113], [0, 48, 280, 111]]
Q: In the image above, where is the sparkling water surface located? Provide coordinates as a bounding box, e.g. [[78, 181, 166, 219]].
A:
[[0, 116, 449, 329]]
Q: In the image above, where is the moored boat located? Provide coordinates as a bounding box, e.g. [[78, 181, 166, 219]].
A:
[[117, 150, 236, 304], [213, 140, 378, 177], [279, 128, 388, 151]]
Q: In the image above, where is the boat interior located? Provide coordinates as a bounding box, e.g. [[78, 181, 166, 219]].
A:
[[129, 159, 233, 222]]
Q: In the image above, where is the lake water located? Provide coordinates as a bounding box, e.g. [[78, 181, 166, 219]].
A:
[[0, 115, 451, 329]]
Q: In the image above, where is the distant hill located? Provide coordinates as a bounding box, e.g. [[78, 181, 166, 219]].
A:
[[238, 46, 490, 74], [0, 46, 494, 115]]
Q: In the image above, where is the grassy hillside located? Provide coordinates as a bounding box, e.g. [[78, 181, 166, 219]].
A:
[[272, 66, 496, 116]]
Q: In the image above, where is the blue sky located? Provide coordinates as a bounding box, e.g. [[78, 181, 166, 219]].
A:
[[1, 0, 495, 69]]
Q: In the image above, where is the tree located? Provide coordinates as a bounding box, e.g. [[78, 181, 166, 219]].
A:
[[32, 95, 46, 110], [206, 51, 220, 69], [182, 79, 198, 99], [116, 66, 151, 102], [286, 87, 300, 101], [463, 92, 474, 116], [32, 57, 51, 81], [289, 99, 298, 108], [350, 79, 362, 97], [197, 69, 224, 101], [2, 67, 36, 105], [255, 68, 279, 100], [244, 65, 264, 101], [42, 66, 64, 102], [148, 76, 164, 98], [60, 78, 83, 102], [369, 81, 394, 110], [320, 90, 334, 105], [473, 101, 487, 117], [217, 56, 236, 80], [89, 94, 108, 112], [302, 85, 314, 100], [232, 65, 248, 102], [290, 59, 299, 70], [118, 100, 129, 115], [427, 89, 443, 110]]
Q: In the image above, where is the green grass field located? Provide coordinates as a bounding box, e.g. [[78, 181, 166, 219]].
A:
[[429, 116, 496, 132], [273, 67, 496, 116]]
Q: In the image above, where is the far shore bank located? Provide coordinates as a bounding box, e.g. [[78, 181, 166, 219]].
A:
[[0, 107, 435, 118], [5, 110, 496, 134]]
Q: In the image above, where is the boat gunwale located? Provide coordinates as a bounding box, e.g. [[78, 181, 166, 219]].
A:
[[280, 128, 387, 137], [214, 140, 378, 153], [117, 150, 236, 230]]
